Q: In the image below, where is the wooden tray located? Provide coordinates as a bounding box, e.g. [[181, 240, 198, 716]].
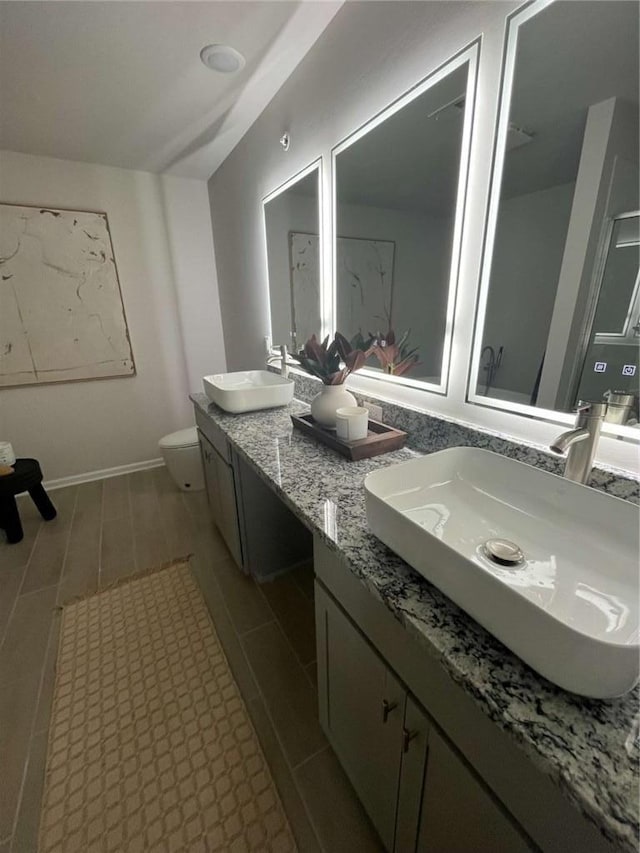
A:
[[290, 413, 407, 461]]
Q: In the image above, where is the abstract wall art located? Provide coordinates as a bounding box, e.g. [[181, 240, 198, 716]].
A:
[[0, 203, 135, 388]]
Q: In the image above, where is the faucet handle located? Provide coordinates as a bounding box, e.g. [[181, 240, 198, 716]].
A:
[[576, 400, 607, 418]]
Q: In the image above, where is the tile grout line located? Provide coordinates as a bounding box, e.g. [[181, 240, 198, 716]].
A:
[[9, 487, 81, 849], [153, 470, 173, 566], [55, 486, 80, 606], [238, 618, 278, 640], [302, 659, 317, 691], [193, 543, 325, 851], [255, 579, 319, 684], [237, 621, 330, 853], [0, 510, 46, 652], [13, 514, 45, 598], [290, 743, 331, 774], [97, 477, 108, 588], [230, 574, 331, 852]]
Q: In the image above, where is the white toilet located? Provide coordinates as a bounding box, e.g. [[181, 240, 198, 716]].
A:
[[158, 427, 204, 492]]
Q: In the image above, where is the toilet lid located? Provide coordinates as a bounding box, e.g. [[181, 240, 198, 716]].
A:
[[159, 426, 199, 449]]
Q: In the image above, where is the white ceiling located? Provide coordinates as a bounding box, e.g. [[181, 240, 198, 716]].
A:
[[502, 0, 639, 198], [0, 1, 342, 179], [335, 65, 468, 218]]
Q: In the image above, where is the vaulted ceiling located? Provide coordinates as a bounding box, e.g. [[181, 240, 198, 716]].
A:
[[0, 1, 342, 178]]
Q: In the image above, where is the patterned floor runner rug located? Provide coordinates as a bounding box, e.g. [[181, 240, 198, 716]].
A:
[[39, 561, 296, 852]]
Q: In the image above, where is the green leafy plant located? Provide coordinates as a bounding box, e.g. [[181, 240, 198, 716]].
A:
[[354, 328, 420, 377], [291, 333, 366, 385]]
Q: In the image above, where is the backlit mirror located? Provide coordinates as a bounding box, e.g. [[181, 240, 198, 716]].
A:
[[333, 46, 477, 391], [264, 162, 321, 353], [470, 0, 639, 431]]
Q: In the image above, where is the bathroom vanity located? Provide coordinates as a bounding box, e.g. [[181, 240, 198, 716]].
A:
[[191, 392, 639, 853]]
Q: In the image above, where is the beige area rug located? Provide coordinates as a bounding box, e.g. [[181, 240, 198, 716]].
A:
[[39, 561, 297, 853]]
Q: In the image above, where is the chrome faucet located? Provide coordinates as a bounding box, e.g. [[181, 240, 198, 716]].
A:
[[480, 345, 503, 395], [549, 401, 607, 484], [266, 344, 290, 378]]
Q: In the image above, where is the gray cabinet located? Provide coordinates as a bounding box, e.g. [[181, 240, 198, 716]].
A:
[[316, 580, 405, 850], [314, 536, 614, 853], [416, 729, 532, 853], [315, 580, 535, 853], [195, 407, 312, 578], [199, 429, 243, 567], [395, 695, 429, 853]]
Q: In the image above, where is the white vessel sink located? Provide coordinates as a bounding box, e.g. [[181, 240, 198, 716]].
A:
[[364, 447, 639, 698], [203, 370, 294, 414]]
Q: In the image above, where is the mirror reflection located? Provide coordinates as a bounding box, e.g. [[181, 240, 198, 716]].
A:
[[335, 60, 470, 386], [473, 1, 639, 425], [264, 167, 320, 352]]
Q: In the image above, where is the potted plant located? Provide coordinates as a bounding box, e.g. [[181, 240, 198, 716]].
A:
[[291, 333, 366, 426]]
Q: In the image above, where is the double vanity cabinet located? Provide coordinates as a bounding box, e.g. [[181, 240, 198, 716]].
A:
[[192, 394, 635, 853]]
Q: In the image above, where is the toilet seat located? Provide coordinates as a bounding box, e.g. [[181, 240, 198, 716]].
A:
[[158, 427, 199, 450]]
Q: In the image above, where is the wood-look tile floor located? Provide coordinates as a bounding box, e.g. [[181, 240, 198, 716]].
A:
[[0, 467, 382, 853]]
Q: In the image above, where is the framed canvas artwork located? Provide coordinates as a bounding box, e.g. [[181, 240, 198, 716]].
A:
[[0, 203, 135, 388]]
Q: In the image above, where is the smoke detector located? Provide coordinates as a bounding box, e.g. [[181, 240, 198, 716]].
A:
[[200, 44, 246, 74]]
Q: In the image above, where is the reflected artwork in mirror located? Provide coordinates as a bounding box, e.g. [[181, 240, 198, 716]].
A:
[[471, 0, 639, 431], [264, 163, 321, 353], [333, 46, 477, 391]]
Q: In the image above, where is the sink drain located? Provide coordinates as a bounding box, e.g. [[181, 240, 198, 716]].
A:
[[483, 538, 524, 567]]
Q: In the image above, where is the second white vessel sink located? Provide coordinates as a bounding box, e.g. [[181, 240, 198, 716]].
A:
[[203, 370, 294, 413], [364, 447, 639, 698]]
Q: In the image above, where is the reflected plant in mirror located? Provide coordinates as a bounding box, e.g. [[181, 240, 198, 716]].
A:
[[353, 328, 421, 377], [264, 164, 320, 353], [471, 0, 639, 431], [334, 50, 476, 390]]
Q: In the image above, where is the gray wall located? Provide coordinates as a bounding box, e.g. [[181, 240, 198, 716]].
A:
[[265, 189, 319, 346], [208, 1, 517, 371], [480, 182, 575, 397]]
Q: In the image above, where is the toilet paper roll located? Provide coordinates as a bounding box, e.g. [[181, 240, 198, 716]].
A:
[[0, 442, 16, 466]]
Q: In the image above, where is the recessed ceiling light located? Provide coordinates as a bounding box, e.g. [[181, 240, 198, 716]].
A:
[[200, 44, 246, 74]]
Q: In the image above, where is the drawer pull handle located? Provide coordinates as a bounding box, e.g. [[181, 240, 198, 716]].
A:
[[382, 699, 398, 723], [403, 727, 419, 752]]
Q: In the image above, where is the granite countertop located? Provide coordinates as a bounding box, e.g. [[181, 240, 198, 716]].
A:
[[191, 393, 639, 852]]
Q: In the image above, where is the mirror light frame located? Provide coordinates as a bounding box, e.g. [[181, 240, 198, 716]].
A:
[[330, 41, 480, 396], [262, 157, 324, 353], [466, 0, 639, 443]]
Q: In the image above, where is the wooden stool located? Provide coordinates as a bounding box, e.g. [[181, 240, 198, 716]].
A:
[[0, 459, 57, 544]]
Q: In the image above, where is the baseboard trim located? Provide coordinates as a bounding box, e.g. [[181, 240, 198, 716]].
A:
[[44, 458, 165, 491]]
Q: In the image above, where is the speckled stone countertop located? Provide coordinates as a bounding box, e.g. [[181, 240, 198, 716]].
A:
[[191, 393, 639, 852]]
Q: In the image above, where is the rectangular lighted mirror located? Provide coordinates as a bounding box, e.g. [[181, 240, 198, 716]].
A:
[[264, 161, 321, 353], [470, 0, 639, 436], [333, 44, 478, 393]]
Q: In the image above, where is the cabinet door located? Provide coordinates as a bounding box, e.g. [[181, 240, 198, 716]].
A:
[[316, 582, 404, 851], [199, 431, 243, 568], [212, 449, 243, 568], [199, 431, 222, 523], [394, 695, 430, 853], [416, 729, 534, 853]]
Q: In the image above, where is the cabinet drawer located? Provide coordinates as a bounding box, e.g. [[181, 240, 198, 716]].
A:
[[195, 407, 231, 463]]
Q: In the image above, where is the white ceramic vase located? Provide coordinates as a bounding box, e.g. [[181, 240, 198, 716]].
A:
[[311, 384, 357, 427]]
